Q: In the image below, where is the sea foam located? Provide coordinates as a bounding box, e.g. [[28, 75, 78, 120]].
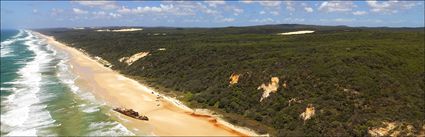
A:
[[87, 122, 135, 136], [1, 31, 58, 136], [46, 34, 135, 136], [1, 30, 135, 136], [0, 30, 25, 57]]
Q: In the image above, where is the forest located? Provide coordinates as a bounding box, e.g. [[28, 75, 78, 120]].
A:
[[37, 24, 424, 136]]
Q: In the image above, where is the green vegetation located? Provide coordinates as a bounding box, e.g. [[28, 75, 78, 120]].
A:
[[38, 25, 424, 136]]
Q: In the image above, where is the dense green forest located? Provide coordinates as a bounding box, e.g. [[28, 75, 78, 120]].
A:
[[38, 24, 425, 136]]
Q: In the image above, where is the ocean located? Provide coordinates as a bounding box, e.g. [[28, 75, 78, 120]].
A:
[[0, 30, 134, 136]]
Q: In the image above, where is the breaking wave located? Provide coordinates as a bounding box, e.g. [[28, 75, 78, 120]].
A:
[[0, 30, 25, 57], [1, 30, 134, 136], [1, 31, 58, 136]]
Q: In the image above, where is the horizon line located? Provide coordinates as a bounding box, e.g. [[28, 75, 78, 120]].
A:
[[2, 23, 425, 30]]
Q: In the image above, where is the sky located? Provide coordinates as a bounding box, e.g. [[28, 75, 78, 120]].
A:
[[1, 1, 424, 29]]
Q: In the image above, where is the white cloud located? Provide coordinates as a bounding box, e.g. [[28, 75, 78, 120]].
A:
[[352, 11, 367, 15], [241, 0, 253, 4], [109, 12, 121, 18], [334, 18, 355, 22], [204, 8, 219, 15], [258, 1, 281, 7], [366, 0, 419, 14], [50, 8, 64, 16], [300, 3, 314, 13], [204, 1, 226, 8], [173, 1, 220, 16], [76, 1, 118, 10], [233, 8, 244, 16], [283, 17, 305, 22], [92, 11, 106, 16], [250, 18, 274, 23], [365, 19, 383, 23], [270, 11, 279, 15], [321, 18, 356, 22], [366, 1, 394, 13], [241, 1, 283, 15], [116, 2, 221, 17], [90, 11, 122, 19], [195, 2, 222, 16], [304, 7, 313, 13], [73, 8, 88, 14], [220, 18, 235, 22], [117, 4, 174, 14], [116, 7, 132, 14], [318, 1, 356, 12], [32, 9, 38, 13], [183, 19, 202, 23], [258, 10, 279, 16], [284, 1, 295, 11], [242, 1, 281, 7], [182, 2, 219, 16]]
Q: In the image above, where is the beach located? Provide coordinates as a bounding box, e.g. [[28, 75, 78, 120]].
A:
[[34, 32, 260, 136]]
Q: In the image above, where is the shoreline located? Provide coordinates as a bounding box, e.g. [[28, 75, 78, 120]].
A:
[[33, 31, 262, 136]]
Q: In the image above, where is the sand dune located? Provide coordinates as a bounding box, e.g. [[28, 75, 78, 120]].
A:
[[96, 28, 143, 32], [277, 30, 315, 35]]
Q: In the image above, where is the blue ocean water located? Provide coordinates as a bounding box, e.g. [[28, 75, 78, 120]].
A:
[[0, 30, 134, 136]]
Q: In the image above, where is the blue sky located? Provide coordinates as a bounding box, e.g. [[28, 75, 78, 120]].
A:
[[1, 1, 424, 29]]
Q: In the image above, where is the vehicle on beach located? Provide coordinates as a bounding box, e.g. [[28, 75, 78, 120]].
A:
[[113, 108, 149, 121]]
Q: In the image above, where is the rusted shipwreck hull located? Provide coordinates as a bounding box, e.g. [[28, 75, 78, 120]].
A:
[[113, 108, 149, 121]]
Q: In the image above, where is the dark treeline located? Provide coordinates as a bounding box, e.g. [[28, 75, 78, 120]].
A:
[[37, 24, 424, 136]]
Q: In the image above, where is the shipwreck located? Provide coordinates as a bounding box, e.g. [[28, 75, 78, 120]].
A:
[[113, 107, 149, 121]]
